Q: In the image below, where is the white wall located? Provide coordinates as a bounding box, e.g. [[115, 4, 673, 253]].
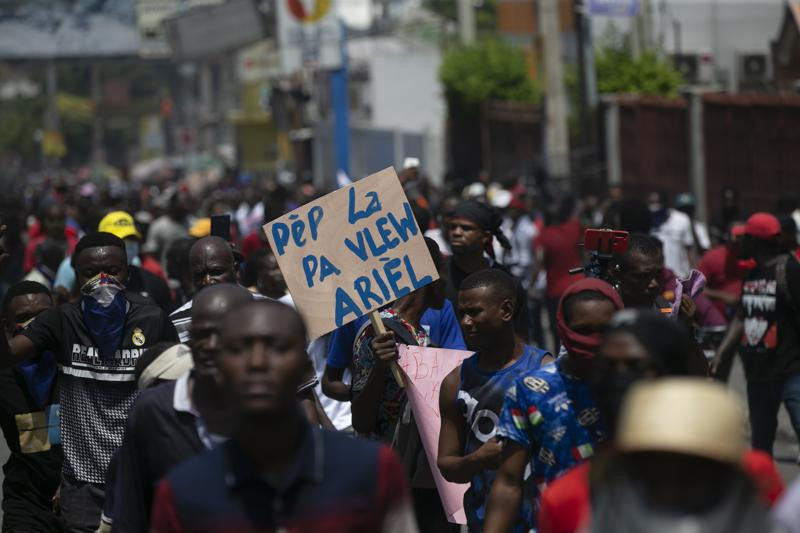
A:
[[348, 36, 446, 183], [591, 0, 785, 91], [366, 39, 444, 132]]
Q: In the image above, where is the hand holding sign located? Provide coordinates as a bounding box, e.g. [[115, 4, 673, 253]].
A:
[[368, 316, 405, 387], [263, 167, 439, 341]]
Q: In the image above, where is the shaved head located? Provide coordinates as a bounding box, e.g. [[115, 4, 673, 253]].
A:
[[189, 236, 238, 290], [189, 283, 254, 375], [192, 283, 253, 323], [190, 236, 234, 264]]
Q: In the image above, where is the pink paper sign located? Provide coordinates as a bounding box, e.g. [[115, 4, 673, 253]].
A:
[[398, 345, 473, 524]]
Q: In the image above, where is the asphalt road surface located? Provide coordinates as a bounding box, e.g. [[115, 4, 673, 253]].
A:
[[728, 357, 800, 485]]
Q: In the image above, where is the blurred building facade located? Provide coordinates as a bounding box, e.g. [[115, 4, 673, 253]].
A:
[[312, 35, 445, 187], [590, 0, 785, 92]]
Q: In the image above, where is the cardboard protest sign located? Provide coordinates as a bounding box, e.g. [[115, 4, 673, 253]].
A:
[[398, 344, 472, 524], [263, 167, 439, 340]]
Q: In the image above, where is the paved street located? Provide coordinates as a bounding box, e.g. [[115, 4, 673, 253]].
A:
[[728, 357, 800, 484]]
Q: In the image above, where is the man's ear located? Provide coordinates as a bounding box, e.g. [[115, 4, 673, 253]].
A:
[[230, 243, 244, 277], [499, 298, 515, 323]]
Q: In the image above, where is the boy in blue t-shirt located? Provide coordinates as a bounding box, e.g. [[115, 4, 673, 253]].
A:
[[438, 269, 550, 532]]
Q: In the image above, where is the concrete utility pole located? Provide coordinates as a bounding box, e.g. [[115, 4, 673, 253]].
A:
[[457, 0, 476, 45], [686, 89, 707, 223], [538, 0, 570, 185], [91, 63, 105, 165], [42, 61, 60, 167], [574, 0, 598, 147], [601, 95, 622, 186], [199, 62, 214, 153], [631, 0, 651, 57], [331, 19, 351, 182], [44, 62, 58, 132]]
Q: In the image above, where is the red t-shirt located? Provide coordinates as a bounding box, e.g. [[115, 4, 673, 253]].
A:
[[697, 244, 745, 314], [23, 232, 78, 273], [240, 230, 267, 259], [538, 449, 784, 533], [140, 255, 167, 281], [536, 218, 584, 299]]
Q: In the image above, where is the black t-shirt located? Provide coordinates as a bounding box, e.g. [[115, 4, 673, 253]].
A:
[[113, 379, 205, 533], [0, 367, 62, 531], [739, 256, 800, 381], [21, 292, 179, 484], [127, 266, 175, 314], [445, 256, 531, 342]]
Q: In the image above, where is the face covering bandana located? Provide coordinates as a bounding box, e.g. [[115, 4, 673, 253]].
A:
[[556, 278, 624, 360], [80, 273, 128, 362]]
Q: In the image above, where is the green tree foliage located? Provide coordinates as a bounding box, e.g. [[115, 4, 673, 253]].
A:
[[594, 46, 684, 97], [0, 95, 45, 161], [440, 40, 541, 116]]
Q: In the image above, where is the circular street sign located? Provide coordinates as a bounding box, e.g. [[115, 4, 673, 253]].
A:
[[286, 0, 332, 24]]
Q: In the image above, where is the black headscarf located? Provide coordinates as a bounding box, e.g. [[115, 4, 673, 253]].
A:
[[606, 309, 692, 376], [451, 200, 512, 257], [590, 309, 692, 437]]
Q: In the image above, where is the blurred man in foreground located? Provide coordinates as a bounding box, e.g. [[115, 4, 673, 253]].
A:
[[150, 300, 417, 532], [538, 310, 783, 533], [589, 379, 775, 533], [113, 284, 254, 532]]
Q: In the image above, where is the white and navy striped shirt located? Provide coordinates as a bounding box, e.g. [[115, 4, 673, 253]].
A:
[[168, 291, 270, 343]]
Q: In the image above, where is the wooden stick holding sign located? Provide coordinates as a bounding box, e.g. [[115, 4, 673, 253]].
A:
[[368, 310, 405, 388]]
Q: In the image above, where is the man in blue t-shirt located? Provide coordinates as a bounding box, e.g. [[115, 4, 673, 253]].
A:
[[321, 298, 465, 404], [438, 270, 550, 532], [150, 300, 417, 532]]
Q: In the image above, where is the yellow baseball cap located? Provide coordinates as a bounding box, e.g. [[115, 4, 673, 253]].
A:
[[189, 218, 211, 238], [98, 211, 142, 240]]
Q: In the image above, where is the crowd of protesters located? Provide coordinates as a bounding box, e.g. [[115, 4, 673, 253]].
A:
[[0, 165, 799, 533]]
